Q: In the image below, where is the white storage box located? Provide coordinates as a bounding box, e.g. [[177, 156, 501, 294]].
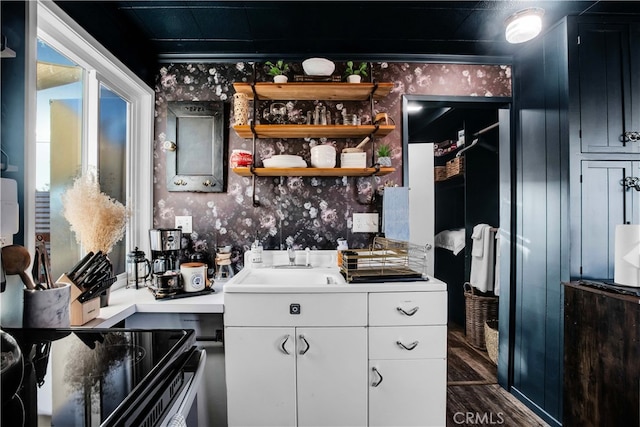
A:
[[340, 152, 367, 168]]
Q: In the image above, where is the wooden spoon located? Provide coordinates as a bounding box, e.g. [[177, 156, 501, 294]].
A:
[[1, 245, 36, 290]]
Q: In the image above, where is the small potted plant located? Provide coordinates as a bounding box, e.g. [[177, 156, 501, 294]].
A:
[[344, 61, 368, 83], [265, 60, 290, 83], [376, 144, 392, 166]]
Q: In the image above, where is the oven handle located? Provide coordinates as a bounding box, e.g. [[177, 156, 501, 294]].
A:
[[162, 348, 206, 427]]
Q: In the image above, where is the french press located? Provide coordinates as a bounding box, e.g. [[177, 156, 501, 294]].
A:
[[126, 247, 151, 289]]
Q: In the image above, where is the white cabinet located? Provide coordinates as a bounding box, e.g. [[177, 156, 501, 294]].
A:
[[369, 359, 447, 427], [225, 325, 367, 427], [368, 291, 447, 427], [224, 287, 447, 427], [225, 292, 368, 427], [225, 327, 297, 426], [296, 327, 367, 426]]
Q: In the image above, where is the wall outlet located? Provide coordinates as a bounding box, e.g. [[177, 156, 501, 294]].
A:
[[175, 215, 193, 234], [352, 213, 379, 233]]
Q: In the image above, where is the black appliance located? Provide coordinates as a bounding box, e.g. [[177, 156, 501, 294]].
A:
[[1, 328, 204, 427]]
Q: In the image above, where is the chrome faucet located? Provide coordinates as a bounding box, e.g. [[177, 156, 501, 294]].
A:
[[287, 245, 296, 266]]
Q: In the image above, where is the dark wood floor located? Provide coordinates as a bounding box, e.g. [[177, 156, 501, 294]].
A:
[[447, 324, 550, 427]]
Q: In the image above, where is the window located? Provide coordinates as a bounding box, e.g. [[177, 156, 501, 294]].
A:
[[33, 1, 154, 284]]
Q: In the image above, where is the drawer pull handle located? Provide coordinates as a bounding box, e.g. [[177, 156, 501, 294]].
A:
[[299, 334, 310, 355], [396, 306, 419, 316], [371, 367, 384, 387], [280, 334, 290, 355], [396, 340, 419, 351]]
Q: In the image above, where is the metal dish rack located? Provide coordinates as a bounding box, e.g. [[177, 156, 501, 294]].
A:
[[340, 237, 430, 283]]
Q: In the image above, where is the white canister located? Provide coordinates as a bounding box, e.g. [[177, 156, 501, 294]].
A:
[[180, 262, 208, 292]]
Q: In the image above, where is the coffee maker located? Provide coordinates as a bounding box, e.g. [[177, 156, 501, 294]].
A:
[[149, 228, 182, 275]]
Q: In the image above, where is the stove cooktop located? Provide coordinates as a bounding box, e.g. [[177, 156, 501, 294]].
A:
[[2, 328, 196, 427]]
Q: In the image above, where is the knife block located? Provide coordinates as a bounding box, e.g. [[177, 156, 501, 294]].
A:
[[56, 274, 100, 326]]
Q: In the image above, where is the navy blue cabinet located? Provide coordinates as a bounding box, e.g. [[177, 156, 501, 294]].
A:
[[574, 160, 640, 280], [577, 23, 640, 154], [511, 16, 640, 427]]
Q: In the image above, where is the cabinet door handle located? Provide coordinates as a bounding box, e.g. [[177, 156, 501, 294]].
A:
[[298, 334, 310, 355], [622, 176, 640, 191], [396, 306, 419, 316], [396, 340, 419, 351], [371, 367, 384, 387], [622, 131, 640, 142], [280, 334, 290, 355]]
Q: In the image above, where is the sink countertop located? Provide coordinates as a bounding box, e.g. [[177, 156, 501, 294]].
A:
[[86, 249, 446, 327], [224, 266, 447, 293], [82, 282, 225, 328]]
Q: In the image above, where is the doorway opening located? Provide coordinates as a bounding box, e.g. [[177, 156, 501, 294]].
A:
[[402, 95, 512, 389]]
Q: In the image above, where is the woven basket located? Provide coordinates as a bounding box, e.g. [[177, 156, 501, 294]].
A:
[[434, 166, 447, 182], [484, 319, 499, 365], [446, 156, 464, 178], [463, 282, 498, 349]]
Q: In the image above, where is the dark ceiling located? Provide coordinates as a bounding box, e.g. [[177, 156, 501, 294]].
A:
[[55, 1, 640, 85]]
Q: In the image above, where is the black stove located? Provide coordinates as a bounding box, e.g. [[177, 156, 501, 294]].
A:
[[2, 328, 198, 427]]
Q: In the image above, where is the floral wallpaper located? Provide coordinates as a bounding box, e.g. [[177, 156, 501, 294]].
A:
[[152, 61, 511, 269]]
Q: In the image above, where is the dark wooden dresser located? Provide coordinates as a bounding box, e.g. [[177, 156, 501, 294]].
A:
[[563, 281, 640, 427]]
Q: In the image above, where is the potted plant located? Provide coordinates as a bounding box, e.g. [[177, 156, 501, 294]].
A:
[[265, 60, 290, 83], [376, 144, 392, 166], [344, 61, 368, 83]]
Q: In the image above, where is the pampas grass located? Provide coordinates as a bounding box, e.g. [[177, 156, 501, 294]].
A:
[[62, 172, 128, 254]]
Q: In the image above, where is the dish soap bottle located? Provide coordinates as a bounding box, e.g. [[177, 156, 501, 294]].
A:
[[250, 237, 263, 267]]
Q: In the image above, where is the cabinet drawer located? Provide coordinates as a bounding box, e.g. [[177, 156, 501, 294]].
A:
[[369, 291, 447, 326], [224, 292, 367, 327], [369, 326, 446, 359]]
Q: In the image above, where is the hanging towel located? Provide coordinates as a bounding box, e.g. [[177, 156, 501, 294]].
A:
[[469, 224, 495, 293], [493, 231, 500, 296], [471, 224, 486, 257], [382, 187, 410, 241]]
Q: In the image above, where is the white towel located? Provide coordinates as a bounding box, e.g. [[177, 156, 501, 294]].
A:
[[470, 224, 495, 293], [471, 224, 486, 257]]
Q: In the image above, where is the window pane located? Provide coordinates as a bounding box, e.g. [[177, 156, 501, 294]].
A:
[[98, 83, 128, 275], [36, 39, 83, 279]]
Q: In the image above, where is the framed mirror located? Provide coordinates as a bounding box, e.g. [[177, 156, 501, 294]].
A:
[[166, 101, 226, 192]]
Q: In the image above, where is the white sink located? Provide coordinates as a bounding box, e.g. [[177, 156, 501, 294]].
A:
[[223, 266, 350, 293], [234, 268, 346, 286]]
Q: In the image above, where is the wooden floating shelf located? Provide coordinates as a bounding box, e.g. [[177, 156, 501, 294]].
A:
[[233, 124, 394, 139], [233, 82, 394, 101], [232, 167, 395, 177]]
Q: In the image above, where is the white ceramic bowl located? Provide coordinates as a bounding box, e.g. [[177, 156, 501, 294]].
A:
[[310, 145, 336, 168], [302, 58, 335, 76], [263, 155, 307, 168]]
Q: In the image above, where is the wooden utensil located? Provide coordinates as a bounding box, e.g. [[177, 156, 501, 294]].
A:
[[1, 245, 36, 290]]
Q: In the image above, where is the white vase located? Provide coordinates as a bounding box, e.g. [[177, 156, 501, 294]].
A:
[[377, 156, 392, 167], [273, 75, 288, 83], [347, 75, 361, 83]]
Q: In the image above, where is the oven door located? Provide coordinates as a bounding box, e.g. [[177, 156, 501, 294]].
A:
[[160, 348, 206, 427]]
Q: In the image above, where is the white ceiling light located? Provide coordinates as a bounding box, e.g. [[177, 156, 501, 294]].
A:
[[505, 8, 544, 44], [407, 104, 423, 113]]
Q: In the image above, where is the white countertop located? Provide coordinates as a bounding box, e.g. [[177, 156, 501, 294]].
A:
[[84, 282, 226, 328], [84, 249, 446, 328]]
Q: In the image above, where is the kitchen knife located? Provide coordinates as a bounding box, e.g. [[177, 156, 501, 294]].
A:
[[75, 257, 109, 289], [80, 259, 112, 289], [77, 276, 114, 303], [70, 251, 103, 283], [67, 251, 94, 281]]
